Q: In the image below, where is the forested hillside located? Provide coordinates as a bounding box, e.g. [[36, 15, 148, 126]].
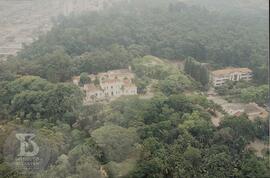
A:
[[0, 0, 269, 178], [1, 0, 268, 84]]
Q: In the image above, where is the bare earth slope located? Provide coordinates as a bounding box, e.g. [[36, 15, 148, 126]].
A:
[[0, 0, 121, 60]]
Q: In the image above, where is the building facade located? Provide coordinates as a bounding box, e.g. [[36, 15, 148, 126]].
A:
[[211, 67, 252, 87], [72, 69, 137, 103]]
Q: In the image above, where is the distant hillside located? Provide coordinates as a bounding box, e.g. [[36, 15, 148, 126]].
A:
[[0, 0, 123, 60], [11, 0, 267, 84]]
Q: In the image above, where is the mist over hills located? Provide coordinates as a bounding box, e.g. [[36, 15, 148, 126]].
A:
[[180, 0, 268, 12], [0, 0, 122, 60], [0, 0, 268, 61], [0, 1, 269, 177]]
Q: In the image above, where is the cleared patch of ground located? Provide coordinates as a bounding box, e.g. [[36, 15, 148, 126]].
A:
[[246, 139, 269, 157], [207, 94, 269, 121]]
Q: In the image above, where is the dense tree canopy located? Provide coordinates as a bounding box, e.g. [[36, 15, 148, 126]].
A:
[[0, 76, 84, 123], [184, 57, 209, 87]]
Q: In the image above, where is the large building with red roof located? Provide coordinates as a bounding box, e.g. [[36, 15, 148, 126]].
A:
[[72, 68, 137, 103]]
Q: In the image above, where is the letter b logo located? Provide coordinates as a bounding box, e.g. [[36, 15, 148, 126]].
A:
[[16, 134, 39, 157]]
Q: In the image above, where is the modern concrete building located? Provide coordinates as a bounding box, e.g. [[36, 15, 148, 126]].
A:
[[211, 67, 253, 87]]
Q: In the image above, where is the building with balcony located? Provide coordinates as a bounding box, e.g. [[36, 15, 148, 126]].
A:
[[211, 67, 252, 87], [72, 68, 137, 103]]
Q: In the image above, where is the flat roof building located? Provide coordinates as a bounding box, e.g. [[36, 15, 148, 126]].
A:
[[211, 67, 252, 87]]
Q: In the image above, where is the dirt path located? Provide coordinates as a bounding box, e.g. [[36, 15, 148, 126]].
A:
[[139, 79, 157, 99], [211, 111, 223, 127]]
